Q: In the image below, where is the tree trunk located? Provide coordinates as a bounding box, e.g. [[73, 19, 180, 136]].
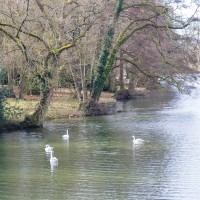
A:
[[7, 68, 13, 88], [20, 82, 53, 128], [91, 0, 123, 101], [119, 69, 124, 90], [18, 73, 24, 99], [114, 51, 131, 100], [119, 50, 124, 91], [80, 0, 123, 115], [80, 62, 87, 102], [107, 68, 117, 92], [70, 63, 82, 104], [80, 99, 107, 116], [128, 73, 136, 93], [20, 53, 58, 127]]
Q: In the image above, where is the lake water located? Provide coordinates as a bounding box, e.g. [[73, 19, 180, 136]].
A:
[[0, 85, 200, 199]]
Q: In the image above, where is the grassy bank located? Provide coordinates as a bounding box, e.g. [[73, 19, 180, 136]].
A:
[[5, 91, 116, 121]]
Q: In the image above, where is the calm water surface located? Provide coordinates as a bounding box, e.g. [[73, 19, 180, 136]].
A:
[[0, 85, 200, 200]]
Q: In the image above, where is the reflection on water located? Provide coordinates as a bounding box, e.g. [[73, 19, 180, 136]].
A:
[[0, 84, 200, 199]]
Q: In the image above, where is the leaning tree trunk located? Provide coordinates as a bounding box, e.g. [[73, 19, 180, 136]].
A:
[[20, 77, 53, 128], [82, 0, 124, 115], [20, 52, 59, 128]]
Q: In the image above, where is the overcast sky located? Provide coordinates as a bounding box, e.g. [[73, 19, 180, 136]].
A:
[[176, 0, 199, 19]]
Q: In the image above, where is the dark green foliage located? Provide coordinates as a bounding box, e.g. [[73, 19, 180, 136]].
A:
[[91, 0, 124, 100], [24, 78, 40, 95], [0, 90, 5, 120], [0, 85, 15, 98], [0, 86, 24, 121], [4, 105, 25, 120], [115, 0, 123, 18], [92, 26, 116, 99], [0, 68, 8, 85], [58, 68, 74, 88]]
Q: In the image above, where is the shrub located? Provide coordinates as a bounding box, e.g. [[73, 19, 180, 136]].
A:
[[24, 78, 40, 95], [0, 68, 8, 85], [0, 88, 6, 120], [0, 85, 15, 98], [0, 86, 23, 121]]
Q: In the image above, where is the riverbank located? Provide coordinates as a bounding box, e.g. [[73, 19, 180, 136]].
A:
[[0, 90, 117, 132], [0, 87, 152, 132], [11, 90, 116, 119]]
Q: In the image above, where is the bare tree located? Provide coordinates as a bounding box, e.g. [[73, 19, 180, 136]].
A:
[[0, 0, 95, 126], [0, 0, 199, 126]]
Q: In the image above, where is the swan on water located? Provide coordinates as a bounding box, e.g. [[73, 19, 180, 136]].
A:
[[50, 151, 58, 166], [62, 129, 69, 140], [132, 136, 144, 145], [45, 144, 53, 153]]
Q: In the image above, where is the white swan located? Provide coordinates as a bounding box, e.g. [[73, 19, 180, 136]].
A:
[[50, 151, 58, 166], [45, 144, 53, 153], [62, 129, 69, 140], [132, 136, 144, 145]]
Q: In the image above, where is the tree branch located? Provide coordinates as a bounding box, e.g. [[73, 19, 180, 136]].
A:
[[0, 22, 49, 50], [123, 2, 168, 16], [16, 0, 30, 38]]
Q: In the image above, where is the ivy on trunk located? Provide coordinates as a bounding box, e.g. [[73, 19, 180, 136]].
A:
[[81, 0, 123, 115]]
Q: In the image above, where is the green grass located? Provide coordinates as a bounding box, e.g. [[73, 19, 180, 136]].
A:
[[5, 97, 80, 121], [4, 91, 116, 121]]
